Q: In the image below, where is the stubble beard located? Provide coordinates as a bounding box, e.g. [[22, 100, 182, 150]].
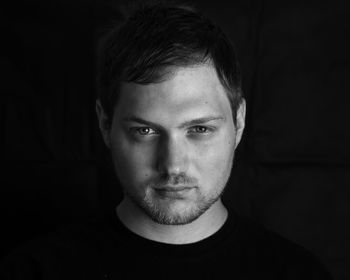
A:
[[123, 176, 226, 226]]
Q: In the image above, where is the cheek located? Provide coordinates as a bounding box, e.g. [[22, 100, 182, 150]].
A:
[[194, 133, 235, 183], [110, 134, 156, 185]]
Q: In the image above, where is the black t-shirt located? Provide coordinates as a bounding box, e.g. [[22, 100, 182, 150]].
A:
[[0, 210, 332, 279]]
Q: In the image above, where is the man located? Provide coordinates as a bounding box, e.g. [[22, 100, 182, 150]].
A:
[[0, 1, 332, 279]]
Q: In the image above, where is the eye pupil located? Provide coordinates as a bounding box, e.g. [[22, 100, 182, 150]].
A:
[[196, 126, 207, 132], [140, 127, 150, 135]]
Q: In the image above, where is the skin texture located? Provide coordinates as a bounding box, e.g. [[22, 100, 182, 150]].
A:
[[96, 64, 245, 244]]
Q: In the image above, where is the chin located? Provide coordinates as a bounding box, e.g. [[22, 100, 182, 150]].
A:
[[142, 194, 220, 226], [146, 205, 206, 225]]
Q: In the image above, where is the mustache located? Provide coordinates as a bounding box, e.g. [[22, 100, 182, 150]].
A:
[[145, 173, 198, 188]]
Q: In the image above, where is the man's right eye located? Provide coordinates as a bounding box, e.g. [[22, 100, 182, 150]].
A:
[[132, 127, 158, 136]]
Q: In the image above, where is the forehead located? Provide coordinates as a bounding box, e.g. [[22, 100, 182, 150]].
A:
[[114, 64, 233, 124]]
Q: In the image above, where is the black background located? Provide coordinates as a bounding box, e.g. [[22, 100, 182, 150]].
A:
[[1, 0, 350, 279]]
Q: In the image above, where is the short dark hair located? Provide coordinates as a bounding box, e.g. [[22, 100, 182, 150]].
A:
[[97, 1, 243, 125]]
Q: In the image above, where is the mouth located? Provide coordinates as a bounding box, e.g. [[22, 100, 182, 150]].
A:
[[154, 186, 195, 199]]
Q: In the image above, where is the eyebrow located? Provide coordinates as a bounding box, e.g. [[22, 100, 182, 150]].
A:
[[122, 115, 225, 129]]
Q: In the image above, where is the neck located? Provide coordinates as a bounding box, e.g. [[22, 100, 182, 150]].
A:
[[116, 197, 228, 244]]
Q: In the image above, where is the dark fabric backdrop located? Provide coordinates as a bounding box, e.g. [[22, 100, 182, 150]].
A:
[[1, 0, 349, 279]]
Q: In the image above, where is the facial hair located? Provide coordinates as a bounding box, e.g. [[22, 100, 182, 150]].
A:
[[123, 172, 225, 225]]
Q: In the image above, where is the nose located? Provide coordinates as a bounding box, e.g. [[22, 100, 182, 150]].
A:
[[156, 134, 189, 175]]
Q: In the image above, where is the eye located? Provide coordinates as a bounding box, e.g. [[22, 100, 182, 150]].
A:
[[133, 127, 158, 136], [188, 126, 211, 134]]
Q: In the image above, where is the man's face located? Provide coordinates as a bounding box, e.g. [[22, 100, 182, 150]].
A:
[[97, 64, 245, 225]]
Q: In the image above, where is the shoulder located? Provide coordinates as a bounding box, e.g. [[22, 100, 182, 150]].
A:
[[232, 214, 332, 279]]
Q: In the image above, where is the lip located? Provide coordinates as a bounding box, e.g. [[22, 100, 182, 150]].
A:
[[154, 186, 195, 198], [156, 186, 194, 192]]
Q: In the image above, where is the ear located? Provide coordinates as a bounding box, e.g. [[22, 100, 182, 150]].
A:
[[96, 99, 111, 148], [234, 99, 246, 148]]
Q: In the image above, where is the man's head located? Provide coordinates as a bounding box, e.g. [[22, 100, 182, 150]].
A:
[[96, 1, 245, 225]]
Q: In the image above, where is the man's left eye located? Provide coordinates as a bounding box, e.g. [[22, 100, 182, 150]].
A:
[[188, 126, 210, 134]]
